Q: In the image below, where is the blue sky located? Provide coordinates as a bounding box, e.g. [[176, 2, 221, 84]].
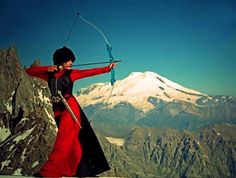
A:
[[1, 0, 236, 96]]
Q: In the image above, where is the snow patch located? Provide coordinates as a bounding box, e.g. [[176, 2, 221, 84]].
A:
[[37, 89, 51, 104], [13, 126, 35, 144], [44, 108, 57, 132], [20, 136, 34, 163], [9, 144, 15, 152], [106, 137, 124, 147], [44, 108, 54, 124], [32, 161, 39, 168], [13, 168, 22, 175], [1, 159, 11, 170], [0, 127, 11, 142], [4, 91, 15, 114], [19, 117, 28, 124]]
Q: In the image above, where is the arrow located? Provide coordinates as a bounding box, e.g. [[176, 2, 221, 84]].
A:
[[72, 60, 122, 67]]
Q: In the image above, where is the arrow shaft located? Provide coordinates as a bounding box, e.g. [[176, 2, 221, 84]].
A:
[[72, 60, 122, 67]]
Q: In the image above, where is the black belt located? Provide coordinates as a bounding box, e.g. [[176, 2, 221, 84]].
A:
[[50, 96, 61, 103], [50, 95, 72, 103]]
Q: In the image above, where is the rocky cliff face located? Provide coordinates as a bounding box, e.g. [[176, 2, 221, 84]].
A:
[[0, 46, 56, 176], [101, 125, 236, 178]]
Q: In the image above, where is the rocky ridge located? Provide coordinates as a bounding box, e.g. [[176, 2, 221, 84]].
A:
[[0, 46, 56, 175], [101, 124, 236, 178]]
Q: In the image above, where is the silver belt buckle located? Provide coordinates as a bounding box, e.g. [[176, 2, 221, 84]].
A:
[[51, 96, 61, 103]]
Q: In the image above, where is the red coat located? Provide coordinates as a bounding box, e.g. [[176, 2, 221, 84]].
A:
[[26, 66, 110, 177]]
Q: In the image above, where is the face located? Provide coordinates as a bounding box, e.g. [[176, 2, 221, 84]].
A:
[[62, 60, 73, 70]]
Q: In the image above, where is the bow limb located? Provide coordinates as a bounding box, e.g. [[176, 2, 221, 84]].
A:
[[78, 13, 116, 86]]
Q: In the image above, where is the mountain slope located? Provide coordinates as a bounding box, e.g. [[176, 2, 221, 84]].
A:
[[100, 124, 236, 178], [77, 71, 206, 112]]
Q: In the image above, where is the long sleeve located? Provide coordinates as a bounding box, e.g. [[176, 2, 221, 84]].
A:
[[70, 66, 111, 82], [25, 66, 50, 81]]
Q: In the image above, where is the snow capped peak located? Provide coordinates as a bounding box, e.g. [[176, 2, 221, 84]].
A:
[[76, 71, 206, 112], [126, 71, 162, 81]]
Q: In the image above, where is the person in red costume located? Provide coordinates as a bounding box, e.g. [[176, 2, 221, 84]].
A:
[[26, 46, 115, 177]]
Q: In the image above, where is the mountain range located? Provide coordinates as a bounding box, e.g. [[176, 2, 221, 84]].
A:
[[76, 71, 236, 136], [0, 46, 236, 177]]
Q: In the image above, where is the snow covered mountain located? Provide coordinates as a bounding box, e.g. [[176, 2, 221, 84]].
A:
[[76, 71, 236, 135], [76, 71, 206, 112]]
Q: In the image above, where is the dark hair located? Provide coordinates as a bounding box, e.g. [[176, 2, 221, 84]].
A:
[[53, 46, 76, 66]]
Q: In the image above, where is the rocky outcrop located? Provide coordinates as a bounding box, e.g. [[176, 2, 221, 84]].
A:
[[0, 46, 56, 176]]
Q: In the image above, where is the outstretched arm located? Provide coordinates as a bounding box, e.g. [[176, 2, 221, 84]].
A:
[[70, 63, 116, 82], [25, 65, 58, 81]]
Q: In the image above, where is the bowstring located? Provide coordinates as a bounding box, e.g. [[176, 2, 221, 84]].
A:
[[64, 13, 80, 46]]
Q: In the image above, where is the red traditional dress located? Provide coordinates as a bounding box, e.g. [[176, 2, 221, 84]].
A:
[[26, 66, 110, 177]]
